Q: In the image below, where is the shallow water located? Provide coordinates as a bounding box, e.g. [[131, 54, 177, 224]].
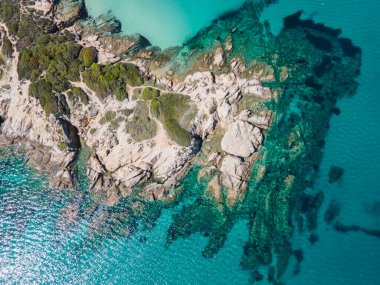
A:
[[1, 0, 380, 284], [85, 0, 246, 49]]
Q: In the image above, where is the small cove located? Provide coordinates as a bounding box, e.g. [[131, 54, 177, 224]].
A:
[[85, 0, 246, 49]]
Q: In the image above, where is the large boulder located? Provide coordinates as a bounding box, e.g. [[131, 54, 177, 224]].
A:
[[221, 120, 262, 158], [220, 155, 249, 190]]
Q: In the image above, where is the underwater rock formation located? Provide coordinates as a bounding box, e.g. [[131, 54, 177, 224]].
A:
[[0, 0, 362, 283]]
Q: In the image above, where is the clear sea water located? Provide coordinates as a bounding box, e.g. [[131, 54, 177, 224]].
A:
[[85, 0, 247, 49], [1, 0, 380, 284]]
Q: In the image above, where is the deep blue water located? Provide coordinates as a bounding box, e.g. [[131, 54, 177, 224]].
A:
[[1, 0, 379, 284]]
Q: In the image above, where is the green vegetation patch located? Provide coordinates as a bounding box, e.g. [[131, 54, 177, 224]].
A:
[[125, 101, 157, 142], [19, 33, 88, 117], [79, 47, 98, 68], [121, 108, 133, 117], [1, 37, 12, 58], [18, 33, 83, 83], [99, 111, 117, 125], [154, 93, 192, 147], [99, 110, 124, 129], [238, 94, 266, 112], [82, 63, 144, 101], [141, 87, 160, 101], [72, 87, 89, 105], [29, 79, 59, 117]]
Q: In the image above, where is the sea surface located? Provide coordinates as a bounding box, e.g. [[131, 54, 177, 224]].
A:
[[85, 0, 247, 49], [1, 0, 380, 284]]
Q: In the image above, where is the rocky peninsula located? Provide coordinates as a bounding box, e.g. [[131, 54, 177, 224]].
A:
[[0, 0, 361, 282]]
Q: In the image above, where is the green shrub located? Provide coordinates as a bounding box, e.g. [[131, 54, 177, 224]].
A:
[[17, 36, 82, 88], [121, 108, 133, 117], [29, 78, 51, 98], [1, 37, 12, 58], [115, 87, 128, 102], [0, 1, 20, 35], [82, 63, 142, 100], [72, 87, 89, 105], [29, 79, 59, 117], [79, 47, 98, 68], [99, 111, 117, 125], [58, 94, 70, 116], [58, 141, 68, 151], [18, 50, 33, 79], [141, 87, 160, 101], [151, 96, 161, 117]]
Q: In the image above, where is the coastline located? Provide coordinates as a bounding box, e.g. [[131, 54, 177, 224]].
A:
[[0, 0, 362, 282]]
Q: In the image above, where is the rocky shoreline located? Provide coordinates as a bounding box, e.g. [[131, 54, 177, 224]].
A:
[[0, 0, 362, 282], [0, 0, 273, 208]]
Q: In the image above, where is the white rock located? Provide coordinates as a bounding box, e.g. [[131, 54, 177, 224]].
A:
[[220, 155, 249, 190], [213, 47, 225, 68], [221, 120, 262, 158]]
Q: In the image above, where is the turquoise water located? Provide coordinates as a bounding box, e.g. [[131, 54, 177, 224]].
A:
[[1, 0, 380, 284], [260, 1, 380, 284], [85, 0, 246, 48]]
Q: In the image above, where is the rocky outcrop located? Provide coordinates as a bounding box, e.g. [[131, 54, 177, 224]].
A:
[[0, 22, 76, 188], [0, 5, 273, 208], [213, 46, 225, 68], [221, 120, 263, 158], [53, 0, 86, 28]]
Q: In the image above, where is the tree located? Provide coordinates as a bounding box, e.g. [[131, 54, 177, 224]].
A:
[[79, 46, 98, 68]]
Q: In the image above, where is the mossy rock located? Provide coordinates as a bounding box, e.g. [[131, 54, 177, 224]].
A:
[[155, 93, 192, 146]]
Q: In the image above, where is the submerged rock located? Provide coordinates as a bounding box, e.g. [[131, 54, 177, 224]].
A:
[[328, 165, 344, 183], [0, 0, 362, 280]]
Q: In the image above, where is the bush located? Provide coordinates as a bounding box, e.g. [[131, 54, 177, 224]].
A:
[[29, 79, 59, 117], [141, 87, 160, 101], [1, 37, 12, 58], [72, 87, 89, 105], [0, 1, 20, 35], [82, 63, 143, 100], [79, 47, 98, 68], [29, 78, 52, 98], [99, 111, 117, 125], [17, 36, 82, 87], [121, 108, 133, 117]]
